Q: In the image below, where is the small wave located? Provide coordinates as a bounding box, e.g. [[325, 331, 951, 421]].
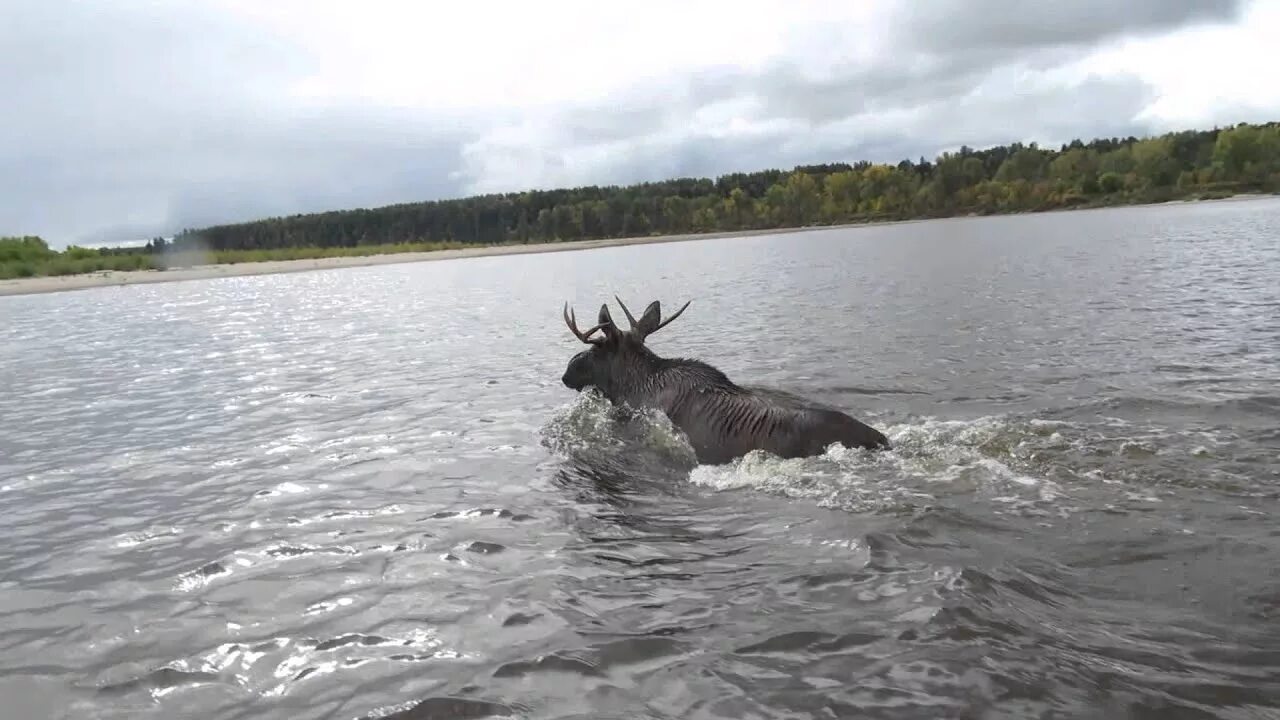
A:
[[366, 697, 519, 719], [284, 504, 404, 527], [735, 629, 881, 656], [422, 506, 523, 522], [492, 636, 690, 680], [175, 561, 233, 592], [464, 541, 506, 554], [254, 481, 316, 498], [813, 385, 931, 396], [113, 526, 183, 548], [106, 626, 473, 705], [303, 596, 356, 616], [0, 467, 78, 494], [1076, 394, 1280, 426], [97, 666, 222, 698], [261, 543, 358, 558]]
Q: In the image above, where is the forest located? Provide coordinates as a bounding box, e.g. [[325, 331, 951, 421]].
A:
[[3, 120, 1277, 279]]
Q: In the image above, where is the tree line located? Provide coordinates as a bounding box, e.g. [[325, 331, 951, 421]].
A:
[[4, 120, 1278, 280], [0, 236, 155, 279], [161, 121, 1277, 254]]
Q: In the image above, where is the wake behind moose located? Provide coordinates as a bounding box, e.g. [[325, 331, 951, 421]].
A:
[[561, 297, 891, 465]]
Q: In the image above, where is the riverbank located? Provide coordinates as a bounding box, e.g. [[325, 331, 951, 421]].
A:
[[3, 192, 1274, 298], [0, 225, 829, 297]]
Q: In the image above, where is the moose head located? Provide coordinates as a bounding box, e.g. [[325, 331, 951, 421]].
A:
[[560, 296, 690, 402]]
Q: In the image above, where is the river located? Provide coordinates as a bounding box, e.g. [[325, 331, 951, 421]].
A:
[[2, 197, 1279, 719]]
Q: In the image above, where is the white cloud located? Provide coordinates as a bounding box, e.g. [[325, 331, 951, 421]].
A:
[[1076, 0, 1280, 130], [0, 0, 1271, 247], [214, 0, 804, 111]]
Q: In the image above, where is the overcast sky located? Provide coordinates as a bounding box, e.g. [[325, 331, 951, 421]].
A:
[[3, 0, 1277, 247]]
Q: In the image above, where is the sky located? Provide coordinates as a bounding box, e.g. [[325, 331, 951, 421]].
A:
[[2, 0, 1277, 248]]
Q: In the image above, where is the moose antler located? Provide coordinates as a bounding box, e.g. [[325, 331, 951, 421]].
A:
[[650, 299, 690, 335], [614, 295, 639, 330], [612, 296, 691, 339], [563, 302, 606, 344]]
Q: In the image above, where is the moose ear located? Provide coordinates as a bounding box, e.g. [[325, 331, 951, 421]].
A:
[[636, 301, 662, 336], [597, 303, 620, 338]]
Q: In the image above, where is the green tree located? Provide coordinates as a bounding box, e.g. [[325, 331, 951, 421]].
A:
[[995, 146, 1050, 183], [1214, 123, 1280, 183], [782, 171, 821, 225], [1098, 172, 1124, 194], [1049, 148, 1099, 192], [1131, 137, 1179, 188]]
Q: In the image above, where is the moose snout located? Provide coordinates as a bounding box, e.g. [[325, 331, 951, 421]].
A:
[[561, 367, 582, 390], [562, 351, 592, 391]]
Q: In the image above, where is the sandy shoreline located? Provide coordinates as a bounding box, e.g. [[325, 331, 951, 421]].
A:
[[0, 225, 829, 298]]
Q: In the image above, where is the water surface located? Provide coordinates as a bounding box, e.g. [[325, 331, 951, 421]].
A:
[[2, 198, 1279, 719]]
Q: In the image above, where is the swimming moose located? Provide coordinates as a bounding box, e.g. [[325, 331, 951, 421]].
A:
[[561, 297, 891, 465]]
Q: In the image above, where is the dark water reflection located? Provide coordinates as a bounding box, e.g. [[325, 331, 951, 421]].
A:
[[2, 198, 1279, 719]]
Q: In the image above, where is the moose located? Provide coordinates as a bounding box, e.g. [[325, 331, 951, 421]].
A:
[[560, 296, 891, 465]]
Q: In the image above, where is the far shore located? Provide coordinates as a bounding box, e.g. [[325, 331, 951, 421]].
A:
[[0, 224, 839, 298], [3, 192, 1274, 299]]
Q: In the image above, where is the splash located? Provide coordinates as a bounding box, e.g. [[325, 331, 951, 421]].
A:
[[540, 395, 1069, 513], [539, 390, 697, 465], [539, 393, 1219, 518], [689, 415, 1074, 516]]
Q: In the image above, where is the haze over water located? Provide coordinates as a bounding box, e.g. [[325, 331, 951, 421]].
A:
[[2, 198, 1279, 719]]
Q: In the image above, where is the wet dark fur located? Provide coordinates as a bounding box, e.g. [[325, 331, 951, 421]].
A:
[[561, 299, 890, 466]]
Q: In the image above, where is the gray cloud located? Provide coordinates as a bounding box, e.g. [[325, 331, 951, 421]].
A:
[[458, 72, 1157, 198], [455, 1, 1245, 195], [893, 0, 1245, 54], [4, 109, 469, 245], [607, 0, 1244, 132], [1, 1, 472, 246], [0, 0, 1256, 247]]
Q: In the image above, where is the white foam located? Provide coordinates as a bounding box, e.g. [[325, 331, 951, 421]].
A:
[[541, 397, 1207, 517], [689, 414, 1072, 515], [540, 390, 697, 463], [114, 526, 182, 548]]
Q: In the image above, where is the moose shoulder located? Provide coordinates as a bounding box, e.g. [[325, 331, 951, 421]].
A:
[[561, 297, 890, 465]]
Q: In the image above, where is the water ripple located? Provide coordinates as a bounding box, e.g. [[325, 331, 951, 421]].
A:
[[1, 199, 1279, 718]]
